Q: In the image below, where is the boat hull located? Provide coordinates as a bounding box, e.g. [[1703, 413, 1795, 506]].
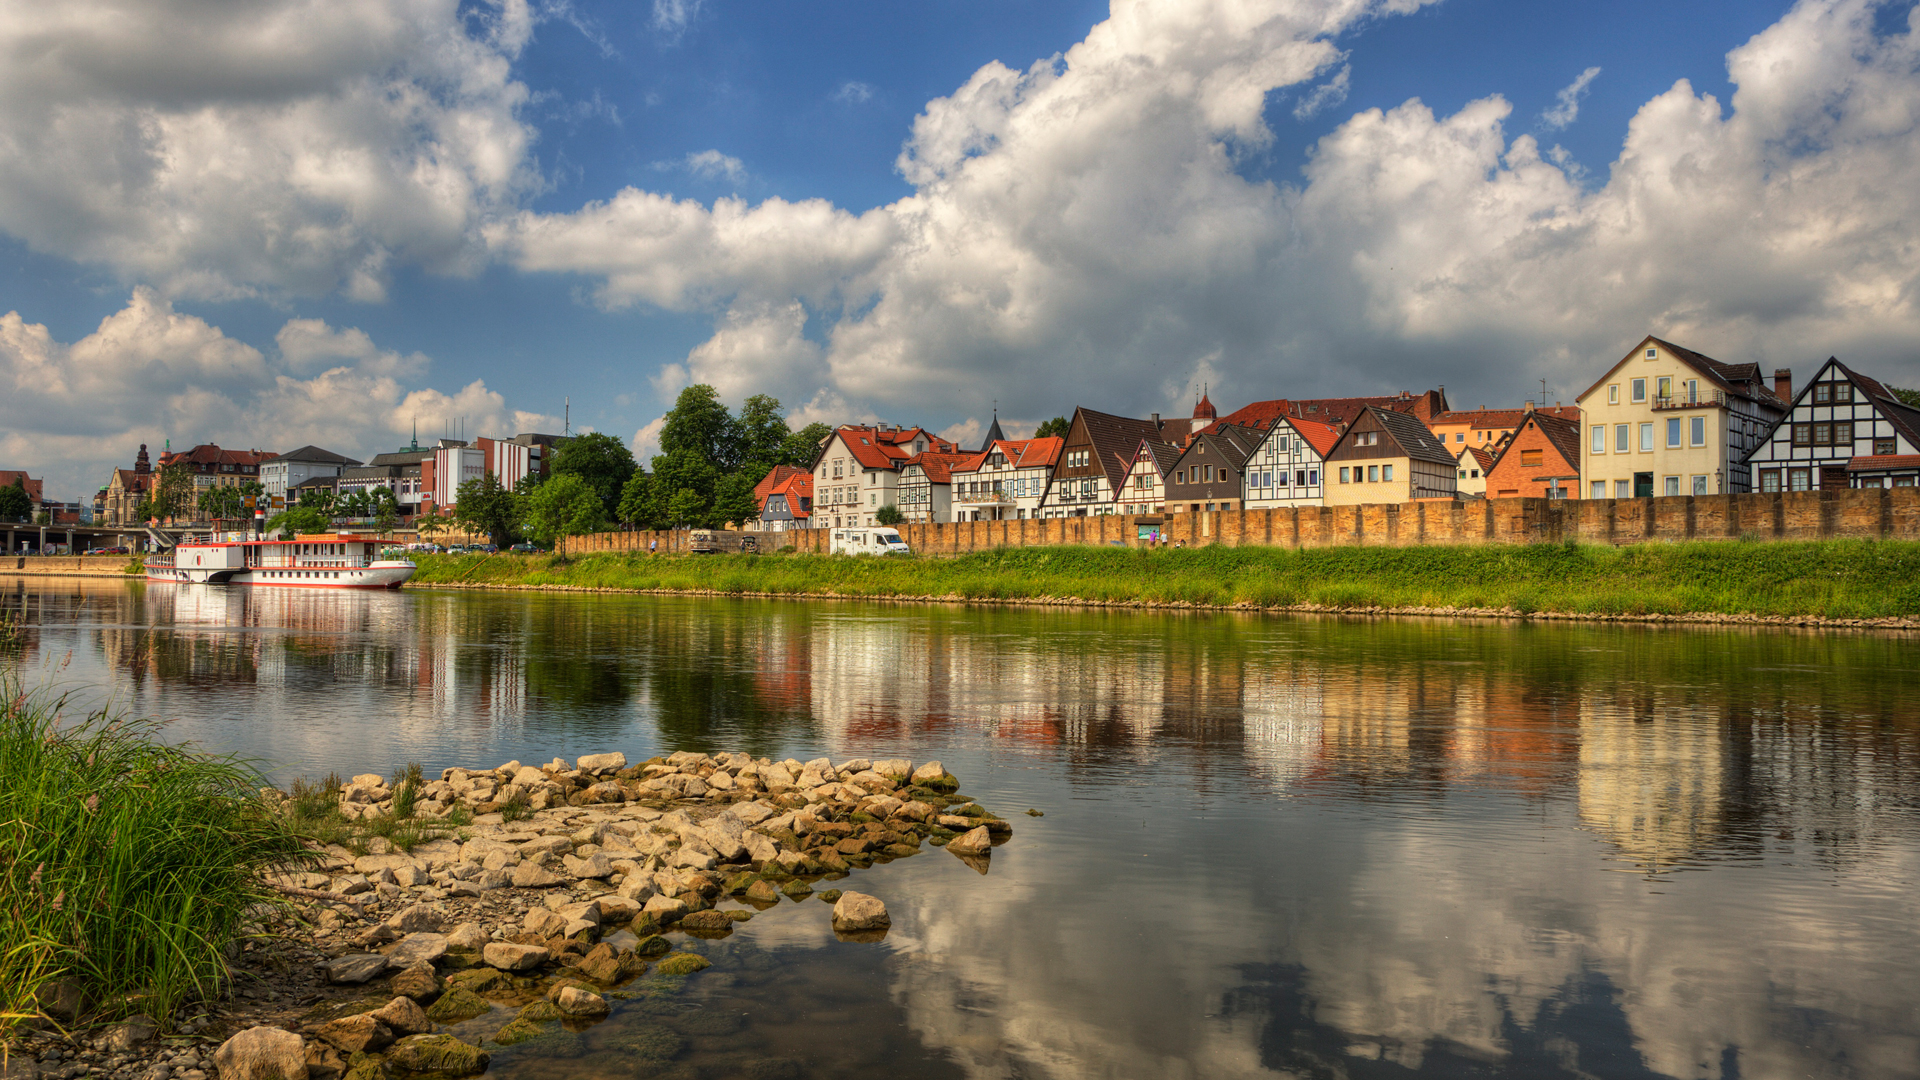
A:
[[145, 560, 416, 589]]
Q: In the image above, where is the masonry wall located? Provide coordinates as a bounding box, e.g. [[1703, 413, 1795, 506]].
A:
[[559, 489, 1920, 556]]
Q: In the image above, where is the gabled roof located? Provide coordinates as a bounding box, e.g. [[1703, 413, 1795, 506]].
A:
[[1009, 436, 1063, 469], [1577, 335, 1787, 409], [903, 451, 981, 483], [367, 450, 433, 468], [1847, 455, 1920, 471], [160, 444, 276, 468], [1069, 408, 1173, 488], [107, 469, 151, 493], [1489, 411, 1582, 475], [826, 425, 957, 471], [1128, 438, 1183, 478], [1431, 405, 1580, 429], [764, 471, 813, 517], [1343, 407, 1456, 466], [266, 445, 361, 466], [1207, 388, 1449, 434], [1280, 416, 1343, 457], [1458, 445, 1495, 472], [0, 471, 43, 503], [1170, 423, 1266, 472], [1804, 357, 1920, 450], [754, 465, 806, 504]]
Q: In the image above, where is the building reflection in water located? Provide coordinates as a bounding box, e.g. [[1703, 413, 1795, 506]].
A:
[[8, 581, 1920, 1079]]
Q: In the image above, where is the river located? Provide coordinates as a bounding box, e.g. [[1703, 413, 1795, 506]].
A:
[[4, 577, 1918, 1080]]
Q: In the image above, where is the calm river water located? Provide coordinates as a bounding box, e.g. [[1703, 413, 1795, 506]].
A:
[[5, 578, 1920, 1080]]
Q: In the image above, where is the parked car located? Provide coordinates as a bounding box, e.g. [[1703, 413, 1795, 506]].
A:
[[509, 542, 543, 553], [89, 546, 130, 555]]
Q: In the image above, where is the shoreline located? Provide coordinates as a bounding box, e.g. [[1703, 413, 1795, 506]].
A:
[[7, 751, 1008, 1080]]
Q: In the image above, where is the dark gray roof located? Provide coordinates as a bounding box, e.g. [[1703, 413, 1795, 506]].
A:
[[267, 445, 360, 466], [1371, 407, 1457, 466], [367, 450, 433, 467], [979, 413, 1006, 453]]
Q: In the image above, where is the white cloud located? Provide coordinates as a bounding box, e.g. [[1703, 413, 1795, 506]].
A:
[[683, 150, 748, 185], [939, 418, 983, 448], [0, 291, 559, 501], [833, 81, 876, 104], [651, 0, 702, 35], [497, 0, 1920, 422], [0, 0, 541, 301], [1542, 65, 1602, 129], [1293, 62, 1351, 120]]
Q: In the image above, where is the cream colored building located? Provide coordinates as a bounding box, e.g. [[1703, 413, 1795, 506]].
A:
[[1575, 335, 1787, 499]]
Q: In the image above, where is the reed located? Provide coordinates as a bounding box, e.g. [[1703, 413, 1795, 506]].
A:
[[407, 539, 1920, 619], [0, 673, 315, 1039]]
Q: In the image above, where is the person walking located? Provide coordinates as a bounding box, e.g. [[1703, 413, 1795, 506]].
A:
[[649, 538, 657, 556]]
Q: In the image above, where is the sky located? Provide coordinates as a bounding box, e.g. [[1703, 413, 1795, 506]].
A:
[[3, 0, 1919, 501]]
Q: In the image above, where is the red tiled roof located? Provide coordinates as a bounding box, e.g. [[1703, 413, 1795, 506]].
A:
[[905, 451, 982, 483], [1432, 406, 1580, 428], [768, 472, 813, 517], [831, 426, 956, 470], [1847, 455, 1920, 471], [1009, 436, 1064, 469], [754, 465, 805, 503], [1207, 389, 1448, 434], [1284, 416, 1344, 457], [0, 471, 43, 503], [1460, 445, 1495, 471]]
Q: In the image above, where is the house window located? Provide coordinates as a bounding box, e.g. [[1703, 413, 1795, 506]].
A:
[[1640, 423, 1654, 451], [1521, 449, 1543, 467], [1789, 467, 1811, 491], [1657, 376, 1672, 400], [1615, 480, 1630, 498], [1204, 465, 1213, 482], [1813, 423, 1832, 445], [1665, 476, 1680, 496], [1367, 465, 1379, 482], [1834, 421, 1853, 446], [1455, 432, 1464, 443], [1835, 383, 1853, 403], [1760, 469, 1781, 492], [1792, 424, 1812, 446], [1876, 438, 1897, 455], [1666, 418, 1682, 448], [1591, 480, 1606, 499], [1615, 424, 1629, 452], [1690, 416, 1706, 447], [1382, 464, 1393, 482], [1592, 426, 1605, 453], [1692, 475, 1709, 496], [1813, 384, 1831, 403], [1609, 385, 1620, 404], [1632, 378, 1647, 402], [1646, 348, 1658, 359], [1339, 467, 1350, 483]]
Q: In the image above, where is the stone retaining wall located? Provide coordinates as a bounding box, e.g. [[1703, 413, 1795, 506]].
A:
[[560, 488, 1920, 556], [1, 555, 135, 577]]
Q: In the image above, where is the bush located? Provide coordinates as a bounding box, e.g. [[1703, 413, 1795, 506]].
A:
[[0, 675, 315, 1035]]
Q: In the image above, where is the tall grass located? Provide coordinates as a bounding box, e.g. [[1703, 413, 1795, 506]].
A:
[[0, 673, 314, 1038], [408, 539, 1920, 620]]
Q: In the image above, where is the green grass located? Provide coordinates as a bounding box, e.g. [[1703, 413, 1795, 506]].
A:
[[283, 765, 468, 854], [0, 673, 316, 1038], [408, 539, 1920, 620]]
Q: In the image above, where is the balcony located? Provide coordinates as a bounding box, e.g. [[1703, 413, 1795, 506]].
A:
[[1652, 390, 1726, 410], [955, 488, 1013, 505]]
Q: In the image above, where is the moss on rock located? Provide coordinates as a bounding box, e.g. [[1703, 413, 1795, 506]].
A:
[[653, 952, 711, 977], [423, 986, 491, 1024], [384, 1034, 490, 1077]]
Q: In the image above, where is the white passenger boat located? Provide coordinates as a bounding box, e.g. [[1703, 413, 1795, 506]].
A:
[[145, 532, 416, 589]]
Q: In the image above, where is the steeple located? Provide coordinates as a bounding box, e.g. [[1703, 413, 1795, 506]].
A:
[[1193, 383, 1217, 421], [979, 406, 1006, 452], [135, 444, 150, 474]]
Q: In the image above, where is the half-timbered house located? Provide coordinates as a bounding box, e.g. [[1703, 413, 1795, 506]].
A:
[[1164, 424, 1265, 513], [1743, 357, 1920, 492], [1242, 415, 1340, 508]]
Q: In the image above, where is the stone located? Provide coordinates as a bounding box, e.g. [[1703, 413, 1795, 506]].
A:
[[667, 846, 716, 871], [653, 951, 711, 976], [520, 834, 573, 857], [523, 908, 566, 938], [388, 963, 442, 1003], [371, 996, 433, 1036], [385, 1035, 489, 1078], [511, 862, 565, 889], [642, 894, 688, 923], [385, 932, 448, 968], [483, 942, 551, 971], [511, 766, 547, 788], [312, 1014, 394, 1054], [831, 891, 891, 931], [677, 910, 733, 934], [324, 954, 390, 984], [446, 922, 490, 951], [562, 853, 613, 879], [354, 923, 400, 948], [353, 854, 418, 876], [872, 758, 913, 780], [554, 986, 610, 1018], [103, 1013, 156, 1051], [384, 903, 445, 934], [33, 977, 83, 1022], [447, 967, 509, 994], [212, 1026, 309, 1080], [947, 826, 992, 856], [591, 894, 642, 922], [731, 801, 775, 826], [744, 880, 782, 904], [423, 986, 491, 1024], [910, 760, 959, 792], [576, 752, 626, 773], [742, 831, 779, 865], [331, 874, 372, 896]]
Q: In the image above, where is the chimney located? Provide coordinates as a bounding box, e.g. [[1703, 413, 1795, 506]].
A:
[[1151, 413, 1159, 423], [1774, 368, 1792, 400]]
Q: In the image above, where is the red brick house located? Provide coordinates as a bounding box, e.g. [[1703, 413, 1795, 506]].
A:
[[1485, 407, 1583, 499]]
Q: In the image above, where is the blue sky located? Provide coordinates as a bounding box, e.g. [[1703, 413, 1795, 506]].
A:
[[3, 0, 1918, 498]]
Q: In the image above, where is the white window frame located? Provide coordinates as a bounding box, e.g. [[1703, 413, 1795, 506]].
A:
[[1592, 426, 1605, 454], [1666, 418, 1682, 448], [1640, 423, 1654, 452], [1615, 424, 1629, 453], [1689, 416, 1706, 447]]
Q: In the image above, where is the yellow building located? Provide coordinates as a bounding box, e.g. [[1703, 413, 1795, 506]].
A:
[[1575, 335, 1788, 498]]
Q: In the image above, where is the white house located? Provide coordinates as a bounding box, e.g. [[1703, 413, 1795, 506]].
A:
[[261, 446, 359, 501], [1743, 357, 1920, 491], [811, 425, 956, 529], [1242, 416, 1340, 508], [951, 438, 1063, 520]]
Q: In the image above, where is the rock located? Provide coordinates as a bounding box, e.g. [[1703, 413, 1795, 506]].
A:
[[677, 910, 733, 934], [910, 761, 959, 792], [642, 894, 688, 923], [554, 986, 610, 1018], [354, 923, 401, 948], [816, 888, 843, 904], [384, 903, 445, 934], [313, 1014, 394, 1054], [483, 942, 550, 971], [744, 880, 782, 904], [423, 986, 491, 1024], [576, 752, 626, 773], [591, 894, 642, 922], [519, 834, 573, 858], [653, 952, 711, 976], [385, 932, 448, 968], [385, 1035, 489, 1078], [871, 758, 913, 780], [102, 1012, 156, 1051], [947, 826, 992, 856], [34, 977, 82, 1022], [324, 954, 390, 984], [331, 874, 372, 896], [667, 847, 715, 871], [388, 962, 443, 1003], [353, 854, 418, 876], [446, 922, 490, 951], [742, 831, 779, 865], [731, 801, 775, 826], [0, 1058, 39, 1080], [523, 908, 567, 938], [371, 996, 433, 1036], [511, 862, 565, 889], [213, 1026, 309, 1080], [831, 891, 891, 931], [448, 967, 509, 994], [562, 853, 612, 879]]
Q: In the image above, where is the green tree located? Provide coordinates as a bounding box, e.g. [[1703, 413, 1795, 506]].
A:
[[368, 486, 401, 538], [0, 479, 30, 522], [522, 473, 606, 548], [659, 384, 739, 470], [653, 448, 719, 527], [1892, 387, 1920, 409], [781, 422, 832, 468], [874, 504, 905, 526], [711, 471, 761, 528], [453, 472, 518, 548], [149, 463, 196, 523], [197, 486, 244, 523], [666, 488, 707, 528], [1033, 416, 1071, 439], [550, 432, 637, 519], [617, 470, 658, 528], [295, 484, 335, 515], [264, 506, 328, 537], [736, 394, 794, 474]]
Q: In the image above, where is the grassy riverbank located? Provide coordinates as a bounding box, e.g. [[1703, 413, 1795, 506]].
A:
[[409, 539, 1920, 620], [0, 675, 313, 1038]]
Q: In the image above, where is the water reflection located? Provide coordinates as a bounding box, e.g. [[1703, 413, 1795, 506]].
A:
[[5, 579, 1919, 1079]]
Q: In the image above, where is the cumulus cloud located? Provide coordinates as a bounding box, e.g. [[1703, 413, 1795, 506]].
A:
[[498, 0, 1920, 425], [1293, 62, 1351, 119], [0, 291, 559, 501], [0, 0, 541, 301], [656, 150, 749, 186], [1542, 65, 1602, 129]]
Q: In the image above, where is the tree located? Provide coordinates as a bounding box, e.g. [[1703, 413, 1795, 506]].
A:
[[652, 448, 719, 527], [296, 484, 335, 515], [1892, 387, 1920, 409], [659, 384, 739, 470], [711, 471, 761, 528], [369, 487, 401, 538], [550, 432, 637, 519], [264, 506, 328, 537], [874, 504, 905, 526], [617, 470, 658, 528], [0, 479, 30, 523], [416, 515, 446, 544], [197, 485, 244, 524], [453, 472, 518, 548], [735, 394, 794, 474], [1033, 416, 1071, 439], [148, 463, 195, 523], [781, 422, 832, 468], [522, 473, 606, 548], [666, 488, 706, 528]]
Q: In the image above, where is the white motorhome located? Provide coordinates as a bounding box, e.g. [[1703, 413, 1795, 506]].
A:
[[830, 527, 911, 556]]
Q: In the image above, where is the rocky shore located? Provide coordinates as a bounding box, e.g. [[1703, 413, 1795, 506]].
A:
[[5, 751, 1009, 1080]]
